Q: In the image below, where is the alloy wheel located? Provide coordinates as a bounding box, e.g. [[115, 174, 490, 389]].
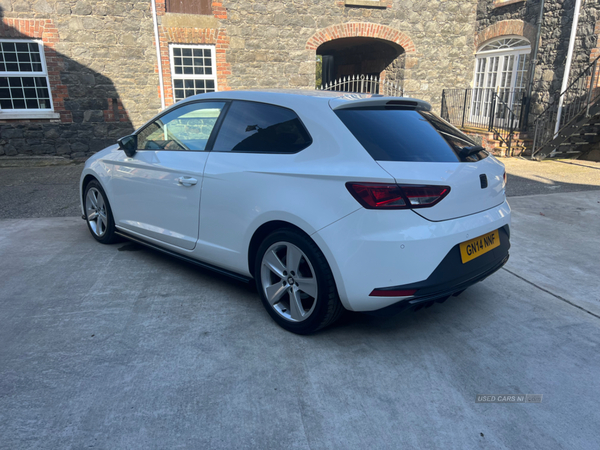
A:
[[85, 187, 108, 237], [260, 242, 319, 322]]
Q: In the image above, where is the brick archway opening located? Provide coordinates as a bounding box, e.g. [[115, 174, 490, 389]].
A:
[[307, 23, 417, 90], [317, 37, 405, 87]]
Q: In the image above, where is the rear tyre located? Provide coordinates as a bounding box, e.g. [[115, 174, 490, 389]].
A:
[[84, 180, 118, 244], [254, 229, 344, 334]]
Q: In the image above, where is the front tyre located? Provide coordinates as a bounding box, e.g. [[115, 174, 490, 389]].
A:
[[84, 180, 118, 244], [255, 229, 343, 334]]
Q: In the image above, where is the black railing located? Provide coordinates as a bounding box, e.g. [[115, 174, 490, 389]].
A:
[[441, 88, 526, 153], [532, 55, 600, 159]]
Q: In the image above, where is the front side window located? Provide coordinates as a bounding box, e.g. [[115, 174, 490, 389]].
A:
[[137, 101, 226, 151], [0, 40, 52, 112], [170, 44, 217, 102], [213, 101, 312, 153]]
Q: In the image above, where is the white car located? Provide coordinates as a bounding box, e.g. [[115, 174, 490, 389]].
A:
[[80, 90, 510, 334]]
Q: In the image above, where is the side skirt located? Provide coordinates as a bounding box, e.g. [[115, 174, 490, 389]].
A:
[[115, 230, 253, 284]]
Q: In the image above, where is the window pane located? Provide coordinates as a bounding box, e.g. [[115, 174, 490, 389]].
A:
[[213, 101, 312, 154], [17, 52, 32, 62], [0, 76, 51, 110], [137, 102, 226, 151]]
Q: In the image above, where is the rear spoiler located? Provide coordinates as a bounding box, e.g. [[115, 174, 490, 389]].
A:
[[329, 97, 431, 112]]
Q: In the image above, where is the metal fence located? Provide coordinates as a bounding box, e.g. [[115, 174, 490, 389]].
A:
[[441, 88, 525, 153], [319, 75, 404, 97], [441, 88, 526, 131]]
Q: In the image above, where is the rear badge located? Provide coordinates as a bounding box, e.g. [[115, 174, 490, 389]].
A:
[[480, 174, 488, 189]]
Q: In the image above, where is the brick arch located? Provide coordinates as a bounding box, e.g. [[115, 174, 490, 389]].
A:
[[475, 20, 538, 51], [306, 22, 416, 53]]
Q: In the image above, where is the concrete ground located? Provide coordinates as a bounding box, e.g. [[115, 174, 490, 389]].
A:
[[0, 157, 599, 449]]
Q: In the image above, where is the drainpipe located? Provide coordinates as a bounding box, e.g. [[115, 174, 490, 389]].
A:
[[554, 0, 582, 135], [151, 0, 166, 110], [523, 0, 545, 129]]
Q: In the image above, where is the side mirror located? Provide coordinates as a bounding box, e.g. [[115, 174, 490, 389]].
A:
[[117, 135, 137, 157]]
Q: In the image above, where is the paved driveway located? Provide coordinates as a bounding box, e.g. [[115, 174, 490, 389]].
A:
[[0, 159, 599, 449]]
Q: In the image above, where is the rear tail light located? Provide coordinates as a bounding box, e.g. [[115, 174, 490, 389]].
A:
[[346, 183, 450, 209]]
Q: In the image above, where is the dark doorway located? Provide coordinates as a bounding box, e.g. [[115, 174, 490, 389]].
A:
[[317, 37, 405, 88]]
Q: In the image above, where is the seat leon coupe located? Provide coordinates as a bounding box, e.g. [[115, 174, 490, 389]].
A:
[[80, 90, 510, 334]]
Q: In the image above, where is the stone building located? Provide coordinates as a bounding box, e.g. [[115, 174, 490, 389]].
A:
[[0, 0, 598, 158]]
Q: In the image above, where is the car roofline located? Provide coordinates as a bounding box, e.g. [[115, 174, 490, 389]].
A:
[[329, 97, 431, 111]]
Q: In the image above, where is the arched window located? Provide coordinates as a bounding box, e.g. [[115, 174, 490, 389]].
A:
[[472, 37, 531, 125]]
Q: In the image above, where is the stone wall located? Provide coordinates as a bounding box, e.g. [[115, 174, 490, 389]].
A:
[[0, 0, 159, 158], [223, 0, 479, 107], [1, 0, 479, 157]]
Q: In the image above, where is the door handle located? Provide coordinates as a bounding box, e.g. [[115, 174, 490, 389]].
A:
[[177, 176, 198, 187]]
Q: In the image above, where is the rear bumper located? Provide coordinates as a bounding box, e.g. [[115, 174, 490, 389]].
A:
[[368, 226, 510, 316], [312, 200, 511, 312]]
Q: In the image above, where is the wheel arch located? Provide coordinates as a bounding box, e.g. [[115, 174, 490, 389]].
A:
[[80, 171, 111, 217], [80, 173, 99, 216], [247, 219, 350, 310], [248, 221, 310, 277]]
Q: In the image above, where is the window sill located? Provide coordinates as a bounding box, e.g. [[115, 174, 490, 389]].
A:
[[345, 0, 388, 8], [493, 0, 525, 8], [0, 111, 61, 120]]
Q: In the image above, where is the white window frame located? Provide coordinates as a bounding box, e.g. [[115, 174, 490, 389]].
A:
[[470, 36, 531, 127], [0, 38, 59, 120], [169, 44, 218, 103]]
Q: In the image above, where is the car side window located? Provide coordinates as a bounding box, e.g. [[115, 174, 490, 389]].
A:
[[212, 100, 312, 153], [137, 101, 226, 151]]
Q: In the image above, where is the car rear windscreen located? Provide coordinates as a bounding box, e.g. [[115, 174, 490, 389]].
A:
[[335, 108, 478, 162]]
